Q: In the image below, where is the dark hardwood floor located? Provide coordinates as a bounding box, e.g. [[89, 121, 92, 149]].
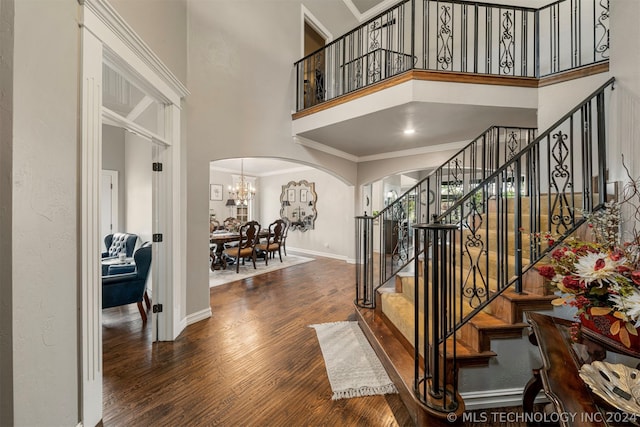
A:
[[102, 255, 414, 426], [103, 255, 541, 426]]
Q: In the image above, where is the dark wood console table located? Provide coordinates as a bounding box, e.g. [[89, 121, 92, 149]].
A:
[[524, 312, 640, 426]]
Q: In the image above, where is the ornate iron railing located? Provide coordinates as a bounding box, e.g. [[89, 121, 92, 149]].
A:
[[294, 0, 609, 111], [412, 78, 614, 414], [355, 126, 536, 308]]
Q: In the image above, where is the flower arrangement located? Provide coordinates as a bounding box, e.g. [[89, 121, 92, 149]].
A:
[[537, 160, 640, 349]]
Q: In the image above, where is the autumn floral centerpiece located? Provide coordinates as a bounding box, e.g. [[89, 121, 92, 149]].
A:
[[538, 173, 640, 350]]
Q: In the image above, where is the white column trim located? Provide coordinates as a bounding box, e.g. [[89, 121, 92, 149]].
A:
[[79, 25, 103, 427]]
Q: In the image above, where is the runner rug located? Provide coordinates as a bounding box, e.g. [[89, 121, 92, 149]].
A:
[[309, 321, 398, 400]]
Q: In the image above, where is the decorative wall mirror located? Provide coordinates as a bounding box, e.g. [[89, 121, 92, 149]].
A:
[[280, 180, 317, 231]]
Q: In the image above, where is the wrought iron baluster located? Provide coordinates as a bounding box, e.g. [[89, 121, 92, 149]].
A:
[[437, 4, 453, 70], [461, 195, 488, 309], [595, 0, 609, 60], [549, 130, 574, 234], [499, 9, 515, 75]]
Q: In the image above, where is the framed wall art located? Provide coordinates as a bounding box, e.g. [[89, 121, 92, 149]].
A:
[[210, 184, 223, 201]]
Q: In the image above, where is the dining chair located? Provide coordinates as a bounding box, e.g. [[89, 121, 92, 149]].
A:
[[222, 220, 261, 273], [280, 219, 289, 256], [256, 219, 286, 265]]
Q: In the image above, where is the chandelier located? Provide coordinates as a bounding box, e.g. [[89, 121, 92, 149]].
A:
[[227, 159, 255, 206]]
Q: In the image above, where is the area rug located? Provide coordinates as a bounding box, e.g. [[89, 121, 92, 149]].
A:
[[309, 321, 398, 400], [209, 254, 314, 288]]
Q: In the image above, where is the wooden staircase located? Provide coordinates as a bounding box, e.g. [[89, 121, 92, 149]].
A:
[[355, 194, 587, 424]]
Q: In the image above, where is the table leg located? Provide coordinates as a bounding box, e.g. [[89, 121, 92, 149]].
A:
[[523, 368, 542, 414], [210, 243, 227, 271]]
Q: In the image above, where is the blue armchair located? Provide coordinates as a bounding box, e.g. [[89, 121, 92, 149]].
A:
[[102, 232, 138, 259], [102, 242, 152, 322]]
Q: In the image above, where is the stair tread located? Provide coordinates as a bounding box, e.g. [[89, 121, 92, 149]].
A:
[[500, 289, 557, 302], [469, 311, 527, 330], [445, 337, 496, 359]]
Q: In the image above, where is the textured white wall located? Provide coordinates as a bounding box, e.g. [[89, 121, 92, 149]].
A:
[[185, 0, 360, 315], [610, 0, 640, 240], [11, 0, 80, 424], [108, 0, 187, 84]]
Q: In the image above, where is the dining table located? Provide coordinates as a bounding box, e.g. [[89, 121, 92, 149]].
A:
[[209, 229, 270, 271]]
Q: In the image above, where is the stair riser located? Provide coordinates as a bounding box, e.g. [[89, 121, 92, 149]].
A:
[[397, 275, 493, 317]]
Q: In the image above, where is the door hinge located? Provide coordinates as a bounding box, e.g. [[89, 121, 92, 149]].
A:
[[153, 233, 163, 242], [152, 304, 163, 313], [152, 162, 163, 172]]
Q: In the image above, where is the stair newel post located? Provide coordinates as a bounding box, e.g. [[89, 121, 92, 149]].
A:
[[414, 220, 459, 413], [355, 215, 374, 308], [413, 225, 428, 398]]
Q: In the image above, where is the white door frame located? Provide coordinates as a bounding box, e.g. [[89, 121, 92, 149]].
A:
[[79, 1, 189, 425], [101, 170, 118, 245]]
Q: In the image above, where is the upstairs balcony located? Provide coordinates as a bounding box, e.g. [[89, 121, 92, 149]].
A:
[[292, 0, 609, 161], [295, 0, 609, 114]]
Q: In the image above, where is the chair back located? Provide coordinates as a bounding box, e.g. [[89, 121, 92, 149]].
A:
[[269, 219, 286, 245], [238, 221, 261, 250], [104, 232, 138, 257], [133, 242, 152, 281]]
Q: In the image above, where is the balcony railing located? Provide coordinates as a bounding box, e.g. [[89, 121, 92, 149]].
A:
[[294, 0, 609, 111]]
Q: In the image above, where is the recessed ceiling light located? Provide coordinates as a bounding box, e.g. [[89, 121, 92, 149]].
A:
[[404, 129, 415, 135]]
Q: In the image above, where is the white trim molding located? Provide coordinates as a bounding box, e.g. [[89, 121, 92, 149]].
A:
[[186, 307, 213, 326], [294, 136, 359, 163], [300, 5, 333, 58], [79, 0, 189, 101], [287, 247, 349, 262], [460, 387, 547, 411]]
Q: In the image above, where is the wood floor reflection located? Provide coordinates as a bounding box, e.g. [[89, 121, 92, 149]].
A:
[[102, 255, 413, 426]]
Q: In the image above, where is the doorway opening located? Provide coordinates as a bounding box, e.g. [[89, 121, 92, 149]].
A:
[[301, 8, 331, 108]]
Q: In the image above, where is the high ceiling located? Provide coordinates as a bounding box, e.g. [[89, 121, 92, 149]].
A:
[[350, 0, 386, 14]]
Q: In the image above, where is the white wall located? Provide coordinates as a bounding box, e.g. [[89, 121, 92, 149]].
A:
[[125, 134, 153, 245], [9, 0, 80, 424], [108, 0, 187, 84], [610, 1, 640, 239], [103, 124, 127, 233], [185, 0, 361, 316], [260, 168, 355, 260]]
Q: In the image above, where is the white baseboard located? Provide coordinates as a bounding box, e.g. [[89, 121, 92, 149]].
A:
[[461, 387, 547, 410], [287, 247, 348, 261], [186, 307, 212, 326]]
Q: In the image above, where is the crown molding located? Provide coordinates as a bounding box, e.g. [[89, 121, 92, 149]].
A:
[[295, 135, 467, 163], [79, 0, 189, 99], [358, 140, 469, 162], [294, 136, 359, 162]]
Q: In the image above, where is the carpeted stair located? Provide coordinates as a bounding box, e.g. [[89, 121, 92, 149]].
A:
[[376, 194, 584, 377]]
